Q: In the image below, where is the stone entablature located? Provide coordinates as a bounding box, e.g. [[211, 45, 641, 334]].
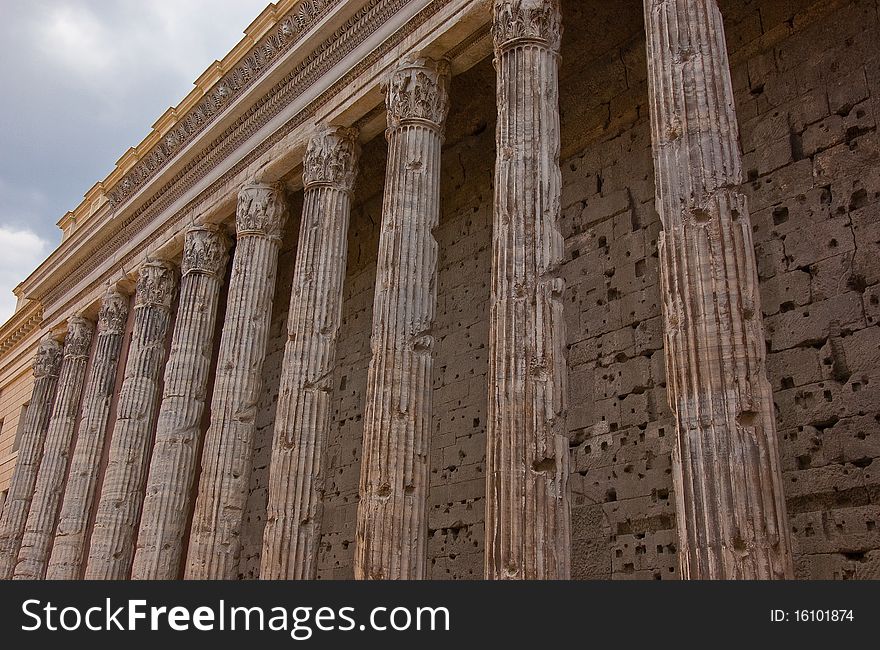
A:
[[15, 0, 494, 334]]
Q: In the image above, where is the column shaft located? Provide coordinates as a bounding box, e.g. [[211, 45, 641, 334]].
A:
[[186, 183, 288, 580], [132, 225, 229, 580], [486, 0, 570, 580], [14, 317, 95, 579], [0, 335, 63, 579], [644, 0, 793, 578], [354, 58, 449, 580], [47, 289, 129, 579], [84, 260, 178, 579], [46, 289, 129, 580], [261, 126, 359, 579]]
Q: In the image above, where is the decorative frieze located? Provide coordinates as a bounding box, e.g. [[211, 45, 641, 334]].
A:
[[485, 0, 571, 580], [38, 0, 446, 323], [643, 0, 793, 579], [132, 226, 229, 580], [355, 58, 449, 580], [85, 260, 178, 580], [0, 334, 63, 580], [186, 183, 288, 580], [261, 125, 360, 579], [107, 0, 344, 209], [14, 317, 95, 580], [47, 288, 130, 579]]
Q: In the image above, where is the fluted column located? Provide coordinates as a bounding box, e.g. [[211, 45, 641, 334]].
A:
[[261, 126, 360, 580], [186, 183, 288, 580], [132, 225, 230, 580], [84, 260, 178, 580], [644, 0, 793, 579], [0, 335, 63, 580], [354, 58, 449, 580], [14, 316, 95, 579], [485, 0, 570, 580], [47, 289, 129, 579]]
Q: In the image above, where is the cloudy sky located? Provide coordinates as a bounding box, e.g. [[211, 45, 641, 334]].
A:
[[0, 0, 269, 322]]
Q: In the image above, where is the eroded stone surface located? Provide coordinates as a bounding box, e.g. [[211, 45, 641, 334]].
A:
[[186, 183, 288, 580], [261, 126, 360, 579], [85, 260, 178, 580], [354, 58, 450, 580], [15, 316, 95, 580], [0, 335, 63, 580], [485, 0, 571, 580], [644, 0, 793, 579], [47, 289, 129, 580], [132, 225, 229, 580]]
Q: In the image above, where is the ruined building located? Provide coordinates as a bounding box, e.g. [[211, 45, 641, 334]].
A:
[[0, 0, 878, 581]]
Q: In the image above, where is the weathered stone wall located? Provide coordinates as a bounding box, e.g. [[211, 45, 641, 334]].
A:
[[239, 0, 880, 579], [730, 0, 880, 579]]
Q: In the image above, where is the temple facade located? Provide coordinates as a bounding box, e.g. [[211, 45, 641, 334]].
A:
[[0, 0, 878, 580]]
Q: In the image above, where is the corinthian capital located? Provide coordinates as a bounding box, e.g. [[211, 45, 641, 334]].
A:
[[33, 334, 64, 379], [136, 259, 178, 309], [98, 287, 130, 335], [385, 57, 451, 131], [493, 0, 562, 52], [182, 224, 230, 277], [64, 316, 94, 359], [303, 126, 361, 192], [236, 183, 289, 240]]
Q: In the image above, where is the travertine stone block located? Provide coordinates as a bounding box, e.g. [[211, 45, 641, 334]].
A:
[[644, 0, 793, 579], [85, 260, 178, 580], [0, 335, 63, 580], [132, 225, 229, 580], [355, 57, 450, 580], [47, 288, 129, 580], [14, 316, 95, 579], [186, 183, 288, 580], [485, 0, 571, 580], [261, 126, 360, 580]]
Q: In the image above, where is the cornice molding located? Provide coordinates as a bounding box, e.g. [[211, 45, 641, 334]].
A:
[[36, 0, 402, 312], [25, 0, 489, 327], [0, 302, 43, 361], [107, 0, 345, 210]]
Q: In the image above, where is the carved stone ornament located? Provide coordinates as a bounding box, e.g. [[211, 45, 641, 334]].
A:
[[385, 57, 451, 131], [33, 334, 63, 379], [135, 259, 178, 309], [302, 125, 361, 192], [64, 316, 95, 359], [106, 0, 340, 208], [98, 288, 130, 335], [182, 224, 230, 277], [493, 0, 563, 52], [236, 183, 289, 240]]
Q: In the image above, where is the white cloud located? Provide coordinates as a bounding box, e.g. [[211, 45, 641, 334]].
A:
[[0, 227, 51, 323]]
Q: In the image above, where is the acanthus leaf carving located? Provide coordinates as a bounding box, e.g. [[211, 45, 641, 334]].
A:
[[33, 334, 64, 379], [135, 260, 178, 309], [236, 183, 289, 240], [492, 0, 562, 52], [64, 316, 95, 359], [182, 225, 231, 277], [302, 125, 361, 192], [385, 57, 451, 131], [98, 288, 130, 335]]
